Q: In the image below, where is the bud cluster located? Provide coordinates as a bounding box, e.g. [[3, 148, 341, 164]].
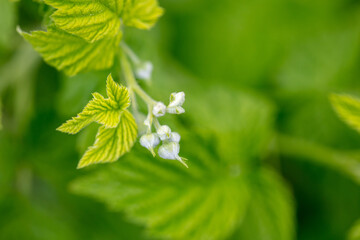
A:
[[140, 92, 187, 168], [152, 92, 186, 117]]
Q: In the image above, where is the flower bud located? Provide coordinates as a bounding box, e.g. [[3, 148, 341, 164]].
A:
[[158, 142, 188, 168], [152, 102, 166, 117], [169, 132, 181, 143], [168, 92, 185, 108], [140, 133, 160, 157], [135, 61, 153, 81], [156, 125, 171, 140], [166, 106, 185, 115]]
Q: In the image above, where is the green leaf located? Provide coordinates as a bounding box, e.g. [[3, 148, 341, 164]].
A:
[[77, 109, 137, 168], [330, 94, 360, 134], [57, 74, 130, 134], [349, 219, 360, 240], [234, 168, 295, 240], [19, 26, 121, 76], [71, 135, 251, 239], [44, 0, 123, 42], [122, 0, 164, 30]]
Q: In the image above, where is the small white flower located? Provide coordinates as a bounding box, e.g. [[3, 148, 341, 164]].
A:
[[168, 92, 185, 108], [135, 61, 153, 81], [169, 132, 181, 143], [158, 142, 188, 168], [156, 125, 171, 140], [166, 106, 185, 114], [140, 133, 160, 157], [152, 102, 166, 117]]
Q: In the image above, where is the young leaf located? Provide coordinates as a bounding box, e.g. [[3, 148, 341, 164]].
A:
[[57, 74, 130, 134], [330, 94, 360, 134], [44, 0, 123, 42], [19, 26, 121, 76], [78, 110, 137, 168], [122, 0, 164, 30]]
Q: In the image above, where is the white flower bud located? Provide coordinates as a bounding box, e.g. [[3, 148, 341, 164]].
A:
[[168, 92, 185, 108], [135, 61, 153, 81], [140, 133, 160, 157], [156, 125, 171, 140], [152, 102, 166, 117], [166, 106, 185, 114], [169, 132, 181, 143], [158, 142, 188, 168]]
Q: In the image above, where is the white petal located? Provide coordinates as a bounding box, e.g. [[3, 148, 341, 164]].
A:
[[157, 125, 171, 140], [152, 102, 166, 117], [168, 92, 185, 108]]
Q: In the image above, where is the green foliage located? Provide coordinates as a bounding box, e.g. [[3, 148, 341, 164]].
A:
[[78, 110, 137, 168], [122, 0, 164, 30], [0, 100, 2, 130], [58, 74, 130, 133], [70, 88, 294, 240], [20, 0, 163, 76], [19, 26, 121, 76], [44, 0, 122, 42], [58, 74, 137, 168], [330, 94, 360, 134], [2, 0, 360, 239], [0, 0, 15, 48], [235, 169, 294, 240], [71, 149, 249, 240], [187, 87, 275, 165]]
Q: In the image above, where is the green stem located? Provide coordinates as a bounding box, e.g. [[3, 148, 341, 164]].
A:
[[153, 118, 161, 130], [120, 52, 156, 106], [277, 133, 360, 185], [121, 42, 140, 64]]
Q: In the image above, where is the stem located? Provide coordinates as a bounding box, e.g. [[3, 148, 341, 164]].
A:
[[153, 118, 161, 130], [121, 42, 140, 64], [120, 52, 156, 106], [277, 133, 360, 185]]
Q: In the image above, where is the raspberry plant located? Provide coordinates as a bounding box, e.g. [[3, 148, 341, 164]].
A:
[[20, 0, 188, 168], [3, 1, 358, 239]]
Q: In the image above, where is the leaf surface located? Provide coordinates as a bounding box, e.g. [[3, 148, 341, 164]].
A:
[[187, 87, 275, 165], [20, 26, 121, 76], [44, 0, 123, 42], [78, 109, 137, 168], [57, 74, 130, 134], [234, 168, 295, 240], [122, 0, 164, 30]]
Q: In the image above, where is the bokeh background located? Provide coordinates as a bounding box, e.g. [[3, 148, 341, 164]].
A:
[[1, 0, 360, 239]]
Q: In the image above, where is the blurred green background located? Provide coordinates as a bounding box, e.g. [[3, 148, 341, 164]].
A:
[[1, 0, 360, 239]]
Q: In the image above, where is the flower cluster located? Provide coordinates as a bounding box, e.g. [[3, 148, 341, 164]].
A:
[[140, 92, 188, 168]]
